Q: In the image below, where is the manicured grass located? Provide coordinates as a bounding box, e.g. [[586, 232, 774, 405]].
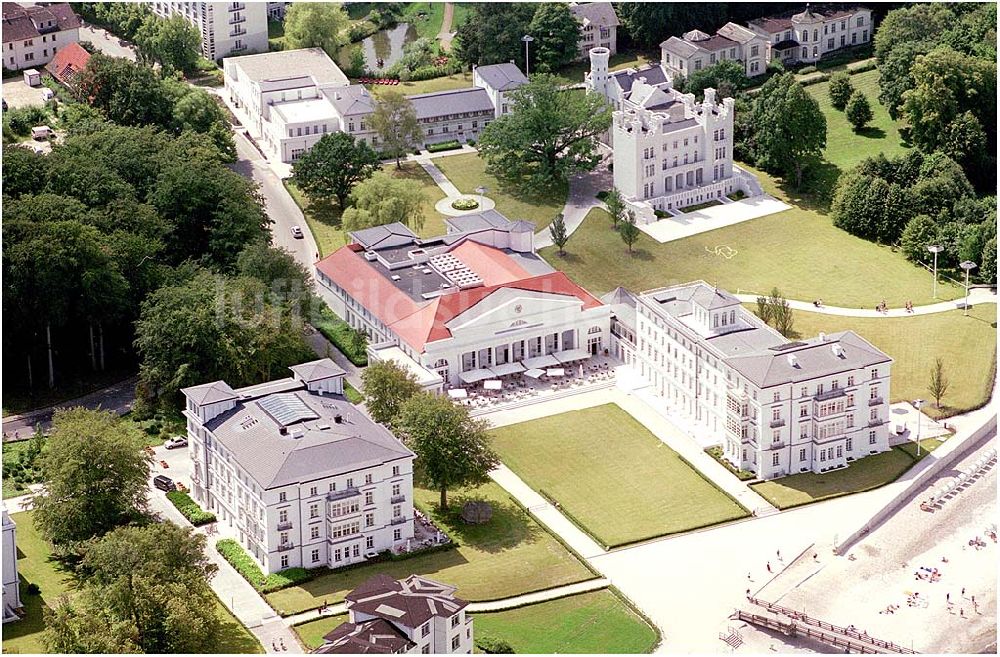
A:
[[490, 404, 748, 548], [550, 50, 654, 87], [264, 481, 594, 616], [751, 442, 942, 510], [474, 590, 659, 654], [389, 71, 475, 95], [343, 382, 363, 404], [435, 153, 567, 231], [2, 511, 262, 654], [806, 69, 909, 174], [790, 306, 997, 419], [451, 3, 472, 29], [402, 2, 444, 41], [294, 614, 348, 650], [541, 168, 964, 307], [294, 591, 658, 653], [286, 163, 446, 257]]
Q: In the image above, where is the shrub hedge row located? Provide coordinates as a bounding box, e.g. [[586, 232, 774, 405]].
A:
[[427, 139, 463, 153], [314, 314, 368, 366], [216, 539, 317, 593], [704, 446, 755, 481], [166, 491, 217, 526]]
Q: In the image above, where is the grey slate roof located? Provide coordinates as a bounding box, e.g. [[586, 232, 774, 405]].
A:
[[717, 22, 757, 44], [290, 358, 346, 383], [206, 385, 413, 490], [474, 62, 528, 91], [407, 87, 494, 120], [611, 63, 670, 94], [602, 286, 637, 328], [660, 36, 700, 59], [228, 48, 349, 88], [724, 331, 891, 388], [346, 574, 469, 629], [510, 220, 535, 233], [181, 380, 237, 405], [323, 84, 375, 117], [316, 618, 413, 654], [350, 222, 418, 251], [443, 209, 513, 233], [569, 2, 619, 28]]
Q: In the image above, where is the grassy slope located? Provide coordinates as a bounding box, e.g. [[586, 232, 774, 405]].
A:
[[402, 2, 444, 41], [751, 440, 943, 509], [542, 181, 963, 307], [293, 591, 658, 653], [435, 153, 567, 231], [791, 305, 997, 419], [1, 511, 262, 654], [264, 481, 594, 616], [490, 404, 748, 547], [285, 162, 446, 257]]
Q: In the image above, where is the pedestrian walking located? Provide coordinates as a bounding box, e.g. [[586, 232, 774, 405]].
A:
[[971, 595, 976, 604], [962, 587, 966, 597], [271, 639, 277, 651], [960, 607, 965, 618], [746, 588, 751, 597], [748, 572, 753, 582], [777, 549, 782, 561], [946, 592, 950, 603], [766, 562, 772, 573]]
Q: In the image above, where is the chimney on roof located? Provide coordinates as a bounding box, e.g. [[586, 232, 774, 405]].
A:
[[334, 414, 343, 424], [279, 426, 288, 435], [787, 354, 800, 368]]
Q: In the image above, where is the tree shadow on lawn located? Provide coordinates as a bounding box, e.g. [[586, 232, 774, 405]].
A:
[[775, 158, 842, 213], [856, 125, 887, 140], [421, 491, 542, 555]]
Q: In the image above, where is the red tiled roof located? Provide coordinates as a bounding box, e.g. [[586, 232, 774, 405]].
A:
[[316, 243, 603, 353], [447, 240, 530, 286], [44, 41, 90, 85]]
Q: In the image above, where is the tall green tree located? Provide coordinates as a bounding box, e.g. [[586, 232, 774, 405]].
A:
[[236, 242, 316, 313], [750, 72, 826, 189], [619, 210, 640, 254], [845, 90, 873, 132], [827, 72, 854, 111], [361, 360, 422, 428], [341, 171, 427, 233], [396, 392, 499, 510], [284, 2, 349, 55], [527, 3, 581, 73], [135, 14, 201, 73], [32, 408, 152, 546], [478, 74, 611, 191], [453, 3, 536, 68], [370, 90, 423, 167], [548, 213, 569, 255], [76, 54, 174, 129], [980, 238, 997, 285], [292, 132, 380, 209], [616, 3, 728, 50], [899, 215, 939, 265], [46, 523, 221, 654], [682, 60, 750, 100], [603, 187, 626, 229], [927, 357, 950, 409]]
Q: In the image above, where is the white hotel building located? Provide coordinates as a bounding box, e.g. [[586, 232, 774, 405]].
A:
[[148, 1, 268, 61], [181, 359, 415, 575], [611, 282, 893, 480], [585, 47, 760, 222], [316, 212, 612, 390], [2, 506, 21, 624]]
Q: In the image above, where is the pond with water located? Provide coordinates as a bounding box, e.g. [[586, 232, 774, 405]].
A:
[[339, 23, 418, 72]]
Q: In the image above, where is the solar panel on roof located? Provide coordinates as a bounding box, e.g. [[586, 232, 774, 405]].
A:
[[769, 342, 808, 352], [258, 393, 319, 427]]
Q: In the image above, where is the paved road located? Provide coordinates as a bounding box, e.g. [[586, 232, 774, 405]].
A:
[[733, 287, 997, 318], [436, 3, 455, 52], [535, 163, 611, 248], [2, 376, 138, 440]]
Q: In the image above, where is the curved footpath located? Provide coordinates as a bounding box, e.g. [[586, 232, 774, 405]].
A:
[[733, 288, 997, 318]]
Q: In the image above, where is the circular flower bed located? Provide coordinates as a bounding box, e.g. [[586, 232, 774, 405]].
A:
[[451, 197, 480, 211]]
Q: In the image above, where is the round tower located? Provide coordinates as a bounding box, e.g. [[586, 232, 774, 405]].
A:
[[589, 46, 610, 98]]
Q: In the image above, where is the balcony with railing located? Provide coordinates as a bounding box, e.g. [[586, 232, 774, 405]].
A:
[[390, 516, 408, 526], [769, 418, 786, 428], [230, 28, 246, 37], [328, 487, 360, 501], [230, 2, 246, 10], [276, 542, 295, 552], [814, 387, 847, 402], [277, 521, 292, 531], [868, 417, 885, 427], [868, 396, 883, 406], [767, 440, 786, 450], [390, 494, 406, 504]]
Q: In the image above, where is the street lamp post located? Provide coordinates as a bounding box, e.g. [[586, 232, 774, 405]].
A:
[[522, 35, 534, 77], [913, 398, 924, 457], [475, 185, 487, 207], [959, 260, 977, 316], [927, 244, 943, 299]]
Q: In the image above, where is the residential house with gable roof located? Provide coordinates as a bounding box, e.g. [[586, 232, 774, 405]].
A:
[[314, 574, 473, 654], [748, 5, 872, 65], [569, 2, 619, 60], [182, 358, 416, 574], [2, 2, 80, 72], [660, 23, 768, 80]]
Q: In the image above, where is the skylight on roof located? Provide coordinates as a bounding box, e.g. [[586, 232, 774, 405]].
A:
[[258, 393, 319, 427]]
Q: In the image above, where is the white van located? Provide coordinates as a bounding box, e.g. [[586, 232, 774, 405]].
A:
[[31, 125, 53, 140], [40, 87, 54, 101]]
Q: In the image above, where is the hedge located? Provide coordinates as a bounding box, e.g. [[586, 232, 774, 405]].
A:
[[704, 446, 755, 481], [216, 539, 317, 593], [313, 312, 368, 366], [427, 139, 463, 153], [166, 491, 217, 526]]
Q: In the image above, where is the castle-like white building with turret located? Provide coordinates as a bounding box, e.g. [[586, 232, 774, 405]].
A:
[[585, 46, 760, 222]]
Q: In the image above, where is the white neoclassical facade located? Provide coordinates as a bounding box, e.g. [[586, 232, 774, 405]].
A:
[[181, 359, 415, 575], [2, 506, 21, 624], [748, 5, 872, 66], [586, 47, 760, 222], [316, 214, 612, 390], [611, 282, 893, 481]]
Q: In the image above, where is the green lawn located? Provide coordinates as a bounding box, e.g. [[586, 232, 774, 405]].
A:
[[389, 71, 475, 95], [2, 510, 262, 654], [806, 69, 909, 174], [293, 591, 658, 653], [542, 168, 964, 307], [264, 481, 595, 616], [285, 162, 446, 256], [402, 2, 444, 41], [751, 441, 942, 509], [435, 153, 567, 231], [2, 439, 43, 499], [490, 404, 748, 548], [791, 305, 997, 419]]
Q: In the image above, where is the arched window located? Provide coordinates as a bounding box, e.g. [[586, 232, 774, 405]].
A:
[[433, 358, 448, 368]]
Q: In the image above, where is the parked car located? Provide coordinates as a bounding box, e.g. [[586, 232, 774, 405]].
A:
[[290, 225, 304, 239], [31, 125, 53, 140], [153, 475, 175, 492], [164, 436, 188, 450]]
